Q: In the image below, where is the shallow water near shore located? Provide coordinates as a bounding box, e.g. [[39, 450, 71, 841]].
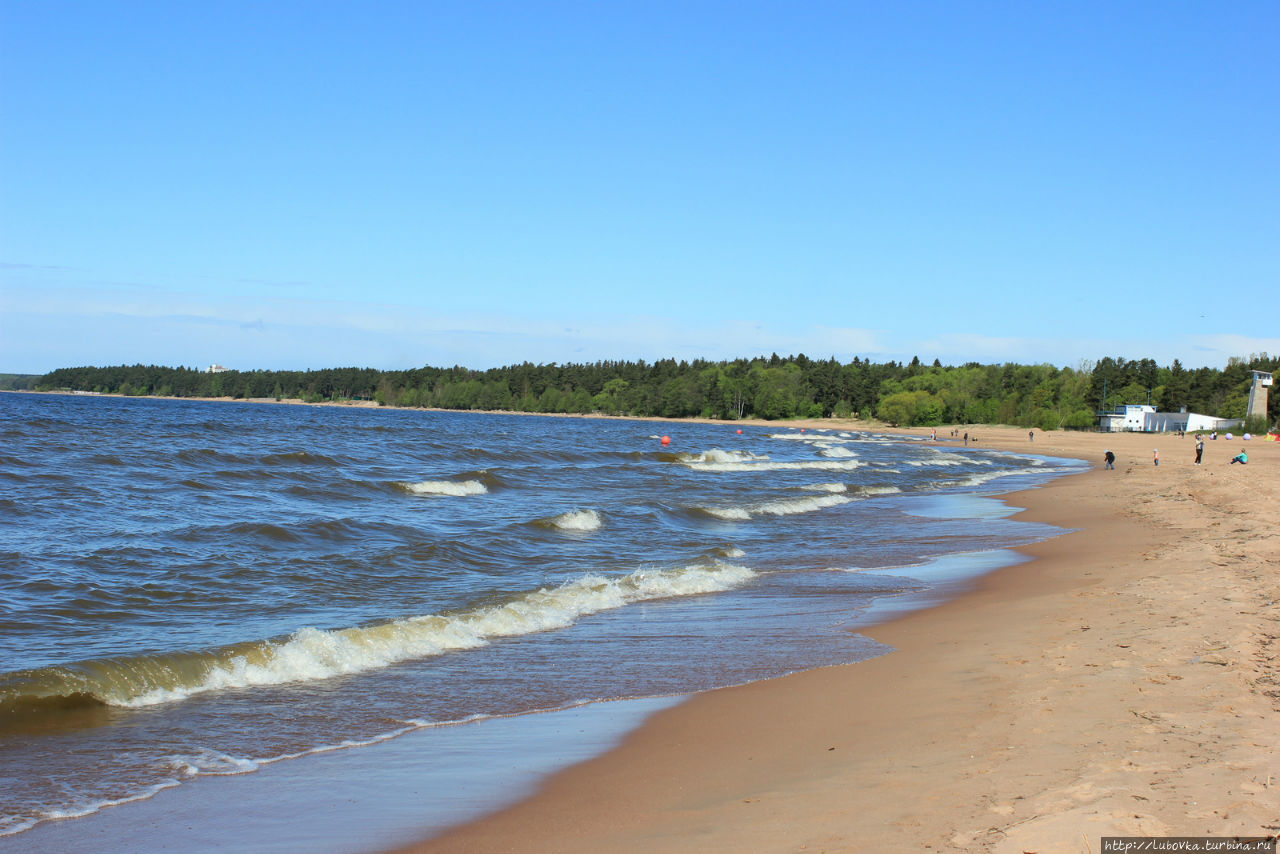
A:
[[0, 393, 1082, 849], [2, 695, 682, 853]]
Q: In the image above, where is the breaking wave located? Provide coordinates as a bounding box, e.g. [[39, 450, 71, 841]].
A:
[[399, 479, 488, 496], [798, 483, 847, 493], [538, 509, 603, 532], [0, 562, 756, 713], [677, 448, 865, 473], [699, 493, 853, 521]]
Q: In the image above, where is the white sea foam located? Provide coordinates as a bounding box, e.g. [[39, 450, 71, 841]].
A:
[[171, 748, 260, 777], [547, 509, 602, 532], [14, 778, 186, 836], [107, 562, 755, 708], [856, 485, 902, 496], [755, 494, 853, 516], [683, 457, 866, 473], [817, 446, 857, 458], [677, 448, 768, 465], [402, 479, 488, 496], [701, 493, 853, 520], [703, 506, 752, 521], [676, 446, 868, 473], [799, 482, 847, 493], [936, 467, 1049, 489]]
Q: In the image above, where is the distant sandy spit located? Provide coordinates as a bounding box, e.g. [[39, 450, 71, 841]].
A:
[[388, 425, 1280, 854]]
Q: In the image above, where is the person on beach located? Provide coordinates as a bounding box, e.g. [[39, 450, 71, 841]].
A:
[[1104, 450, 1115, 470], [1153, 448, 1159, 466], [1231, 451, 1248, 465], [1029, 430, 1034, 442], [1195, 435, 1204, 465], [964, 432, 969, 446]]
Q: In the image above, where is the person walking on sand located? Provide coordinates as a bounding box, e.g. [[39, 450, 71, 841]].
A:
[[1104, 449, 1115, 470], [1028, 430, 1034, 442], [1195, 435, 1204, 465], [1231, 450, 1248, 465], [1153, 448, 1159, 466]]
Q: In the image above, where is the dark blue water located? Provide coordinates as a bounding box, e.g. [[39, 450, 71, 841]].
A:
[[0, 392, 1081, 841]]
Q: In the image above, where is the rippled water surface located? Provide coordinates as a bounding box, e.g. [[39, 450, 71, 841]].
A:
[[0, 393, 1081, 839]]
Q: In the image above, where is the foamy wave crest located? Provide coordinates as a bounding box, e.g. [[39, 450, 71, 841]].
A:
[[544, 509, 602, 532], [799, 482, 847, 493], [401, 479, 488, 496], [677, 448, 768, 466], [1, 563, 755, 710], [816, 446, 857, 458], [855, 485, 902, 496], [701, 493, 853, 520], [935, 467, 1046, 489], [755, 494, 853, 516], [684, 457, 866, 473], [702, 506, 752, 521]]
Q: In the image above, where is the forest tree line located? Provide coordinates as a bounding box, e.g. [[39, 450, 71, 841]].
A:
[[32, 353, 1280, 431]]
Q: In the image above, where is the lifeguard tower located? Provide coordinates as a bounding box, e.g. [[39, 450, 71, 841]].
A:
[[1248, 370, 1273, 420]]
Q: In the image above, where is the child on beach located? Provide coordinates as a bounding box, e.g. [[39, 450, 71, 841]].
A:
[[1104, 450, 1115, 470], [1231, 451, 1248, 465], [1153, 449, 1159, 466]]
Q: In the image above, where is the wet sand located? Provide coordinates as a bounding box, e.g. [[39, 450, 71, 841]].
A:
[[391, 426, 1280, 853]]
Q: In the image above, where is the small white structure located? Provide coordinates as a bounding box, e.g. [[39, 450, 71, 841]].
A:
[[207, 364, 230, 374], [1248, 370, 1272, 420], [1098, 404, 1155, 432], [1098, 404, 1239, 434]]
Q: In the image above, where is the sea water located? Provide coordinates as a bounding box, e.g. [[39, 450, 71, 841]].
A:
[[0, 393, 1082, 849]]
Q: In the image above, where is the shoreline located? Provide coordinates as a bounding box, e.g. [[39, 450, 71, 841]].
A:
[[3, 388, 892, 432], [391, 426, 1280, 853]]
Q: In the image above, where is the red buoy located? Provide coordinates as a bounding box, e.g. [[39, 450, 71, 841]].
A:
[[736, 429, 742, 434], [660, 435, 670, 446]]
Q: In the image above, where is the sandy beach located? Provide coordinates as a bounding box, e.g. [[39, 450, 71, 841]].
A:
[[390, 425, 1280, 853]]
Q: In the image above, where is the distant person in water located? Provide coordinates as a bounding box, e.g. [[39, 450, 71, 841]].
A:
[[1231, 451, 1248, 465], [1104, 450, 1115, 470]]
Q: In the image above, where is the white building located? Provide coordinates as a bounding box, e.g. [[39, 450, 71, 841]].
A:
[[207, 364, 230, 374], [1098, 404, 1239, 434]]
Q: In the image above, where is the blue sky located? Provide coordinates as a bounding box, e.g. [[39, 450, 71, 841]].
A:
[[2, 1, 1276, 374]]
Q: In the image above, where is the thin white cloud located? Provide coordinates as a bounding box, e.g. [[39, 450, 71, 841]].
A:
[[1186, 334, 1280, 363], [2, 280, 1271, 374]]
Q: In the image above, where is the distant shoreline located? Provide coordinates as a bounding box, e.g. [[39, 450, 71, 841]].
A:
[[7, 388, 895, 434]]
